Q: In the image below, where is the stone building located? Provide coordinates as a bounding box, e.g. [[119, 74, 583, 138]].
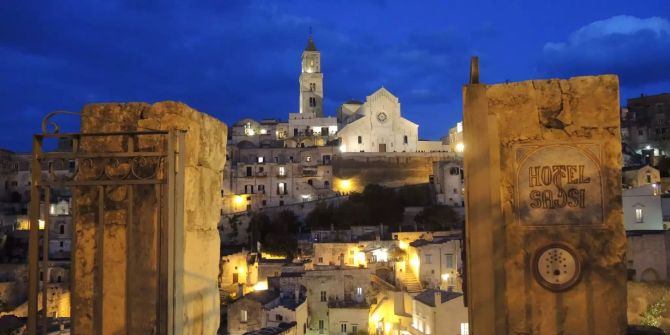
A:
[[301, 266, 376, 335], [227, 289, 307, 335], [403, 236, 462, 292], [622, 164, 661, 188], [626, 230, 670, 282], [337, 87, 419, 153], [221, 34, 454, 216], [623, 184, 664, 231], [411, 289, 468, 335], [621, 93, 670, 164], [430, 159, 464, 207]]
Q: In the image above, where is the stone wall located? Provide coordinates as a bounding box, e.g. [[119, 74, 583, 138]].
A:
[[332, 152, 457, 190], [464, 75, 627, 334], [627, 281, 670, 332], [74, 101, 226, 334]]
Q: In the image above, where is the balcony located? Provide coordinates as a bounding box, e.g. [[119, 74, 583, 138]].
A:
[[302, 168, 318, 177], [256, 171, 267, 177]]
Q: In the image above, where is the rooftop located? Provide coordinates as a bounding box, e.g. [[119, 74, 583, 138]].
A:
[[243, 322, 297, 335], [414, 289, 463, 307]]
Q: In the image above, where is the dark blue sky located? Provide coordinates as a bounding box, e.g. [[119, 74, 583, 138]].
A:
[[1, 0, 669, 151]]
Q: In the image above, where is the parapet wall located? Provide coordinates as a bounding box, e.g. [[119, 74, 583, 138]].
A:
[[332, 152, 458, 190]]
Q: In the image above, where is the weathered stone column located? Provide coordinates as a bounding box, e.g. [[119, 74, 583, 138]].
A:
[[464, 74, 627, 334], [73, 101, 226, 334]]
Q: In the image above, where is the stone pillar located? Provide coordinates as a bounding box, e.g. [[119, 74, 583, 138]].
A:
[[464, 75, 627, 334], [73, 101, 226, 334]]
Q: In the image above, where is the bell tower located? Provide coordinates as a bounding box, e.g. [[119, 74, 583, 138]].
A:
[[299, 33, 324, 116]]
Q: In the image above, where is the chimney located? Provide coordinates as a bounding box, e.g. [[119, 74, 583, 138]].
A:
[[434, 290, 442, 307]]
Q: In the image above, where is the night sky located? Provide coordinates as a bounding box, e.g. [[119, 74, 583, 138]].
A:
[[1, 0, 669, 152]]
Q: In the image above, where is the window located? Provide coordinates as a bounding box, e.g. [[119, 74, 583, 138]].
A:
[[635, 208, 644, 223], [319, 320, 325, 334], [320, 291, 327, 302], [59, 224, 65, 235], [358, 136, 362, 144], [322, 155, 331, 164], [647, 174, 652, 183], [244, 185, 254, 194], [246, 166, 252, 177], [318, 257, 323, 263], [306, 156, 311, 162], [258, 185, 265, 193], [279, 200, 284, 206], [356, 287, 363, 296], [450, 167, 460, 175], [352, 325, 357, 334], [404, 135, 408, 144], [425, 254, 432, 264], [277, 183, 287, 195], [341, 323, 347, 333], [639, 129, 644, 136], [258, 166, 264, 173], [241, 310, 248, 323], [294, 128, 299, 136], [276, 314, 283, 321], [59, 241, 64, 247], [309, 97, 316, 107], [460, 323, 470, 335], [262, 200, 267, 206], [257, 156, 264, 163], [446, 254, 454, 268], [308, 179, 313, 185], [278, 166, 286, 176], [310, 83, 316, 91], [324, 181, 330, 187]]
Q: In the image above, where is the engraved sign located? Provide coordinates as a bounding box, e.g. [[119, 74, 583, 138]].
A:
[[515, 144, 603, 226]]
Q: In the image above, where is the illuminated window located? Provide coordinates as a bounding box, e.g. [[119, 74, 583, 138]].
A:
[[460, 323, 469, 335], [258, 156, 264, 163], [635, 208, 644, 223], [278, 166, 286, 176], [277, 183, 287, 195], [241, 310, 248, 323], [306, 156, 311, 162], [356, 287, 363, 296]]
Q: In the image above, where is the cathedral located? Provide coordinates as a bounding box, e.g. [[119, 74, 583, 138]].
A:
[[228, 33, 448, 153], [222, 34, 454, 214]]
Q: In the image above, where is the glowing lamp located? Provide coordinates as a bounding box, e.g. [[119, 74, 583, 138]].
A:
[[253, 281, 268, 291], [234, 195, 244, 205], [455, 143, 465, 152], [442, 273, 450, 281], [340, 179, 351, 191], [339, 144, 347, 152], [38, 219, 45, 230]]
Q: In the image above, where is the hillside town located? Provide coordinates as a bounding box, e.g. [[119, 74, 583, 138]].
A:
[[0, 31, 668, 334]]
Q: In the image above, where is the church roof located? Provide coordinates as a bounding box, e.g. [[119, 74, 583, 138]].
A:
[[305, 35, 318, 51]]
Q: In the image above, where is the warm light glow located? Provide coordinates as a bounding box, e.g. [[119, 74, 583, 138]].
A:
[[385, 322, 392, 333], [355, 251, 367, 267], [442, 273, 450, 281], [234, 195, 244, 205], [398, 241, 408, 250], [339, 144, 347, 152], [456, 122, 463, 133], [259, 129, 267, 135], [645, 145, 652, 150], [372, 248, 389, 262], [301, 194, 311, 201], [39, 219, 45, 230], [455, 142, 464, 152], [253, 281, 268, 291], [238, 266, 246, 274], [410, 255, 420, 274], [340, 179, 352, 191], [261, 252, 287, 260]]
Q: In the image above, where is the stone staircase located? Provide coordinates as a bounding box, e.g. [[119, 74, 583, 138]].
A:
[[397, 271, 422, 293]]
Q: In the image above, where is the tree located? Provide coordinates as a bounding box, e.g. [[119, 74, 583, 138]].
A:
[[248, 212, 270, 251], [414, 205, 462, 231], [260, 210, 299, 259], [398, 184, 431, 207], [304, 203, 336, 230]]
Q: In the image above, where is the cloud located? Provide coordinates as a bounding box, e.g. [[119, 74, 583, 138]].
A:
[[539, 15, 670, 87]]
